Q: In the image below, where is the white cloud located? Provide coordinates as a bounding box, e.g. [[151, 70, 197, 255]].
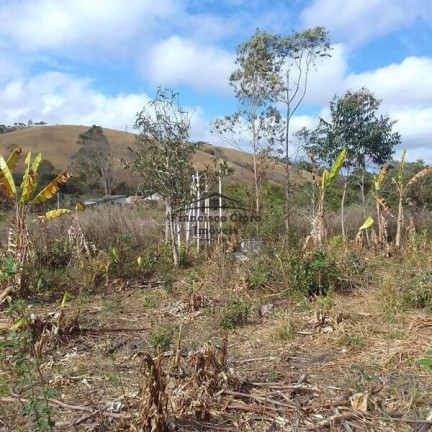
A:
[[0, 0, 178, 54], [301, 0, 428, 46], [143, 36, 235, 95], [346, 57, 432, 109], [0, 72, 150, 130], [301, 44, 348, 106], [342, 56, 432, 158], [391, 108, 432, 152]]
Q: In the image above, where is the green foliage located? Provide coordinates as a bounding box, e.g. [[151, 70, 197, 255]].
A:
[[350, 364, 380, 384], [275, 323, 296, 341], [246, 255, 277, 290], [259, 183, 285, 240], [0, 301, 55, 430], [0, 255, 18, 282], [301, 88, 399, 172], [220, 301, 250, 329], [401, 271, 432, 310], [34, 237, 71, 270], [326, 149, 347, 188], [129, 88, 198, 266], [70, 125, 118, 196], [130, 88, 195, 209], [150, 324, 173, 353], [418, 351, 432, 371], [283, 249, 346, 296]]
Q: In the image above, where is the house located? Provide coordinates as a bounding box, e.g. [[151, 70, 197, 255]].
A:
[[144, 193, 163, 201], [83, 195, 127, 207]]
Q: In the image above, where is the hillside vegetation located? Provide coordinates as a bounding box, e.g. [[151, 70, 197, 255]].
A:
[[0, 125, 312, 188]]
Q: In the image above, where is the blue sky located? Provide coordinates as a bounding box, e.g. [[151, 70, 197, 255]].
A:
[[1, 0, 432, 160]]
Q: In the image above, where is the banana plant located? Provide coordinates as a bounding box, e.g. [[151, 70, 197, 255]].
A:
[[354, 216, 374, 248], [0, 148, 71, 296], [392, 150, 432, 248], [371, 163, 392, 248], [308, 149, 347, 248]]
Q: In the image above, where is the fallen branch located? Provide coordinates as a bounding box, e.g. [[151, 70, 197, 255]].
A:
[[251, 382, 316, 392], [386, 417, 432, 426], [227, 403, 282, 417], [222, 390, 298, 410], [80, 327, 149, 334], [233, 356, 277, 364], [0, 286, 13, 306], [303, 399, 350, 412], [1, 396, 131, 420], [308, 410, 370, 429]]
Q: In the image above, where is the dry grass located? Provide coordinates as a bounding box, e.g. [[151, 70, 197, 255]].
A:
[[0, 125, 313, 187], [1, 207, 432, 430], [29, 205, 162, 254], [1, 261, 431, 430]]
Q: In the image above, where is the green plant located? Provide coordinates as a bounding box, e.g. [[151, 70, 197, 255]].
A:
[[418, 351, 432, 371], [0, 256, 18, 306], [0, 301, 55, 430], [306, 149, 347, 248], [0, 149, 71, 297], [150, 324, 173, 353], [392, 151, 432, 248], [275, 323, 296, 341], [401, 271, 432, 310], [305, 250, 340, 296], [220, 301, 250, 329], [350, 364, 380, 385], [268, 369, 280, 381], [247, 256, 275, 290], [343, 334, 366, 350]]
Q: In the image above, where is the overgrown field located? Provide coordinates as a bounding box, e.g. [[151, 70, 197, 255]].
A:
[[1, 204, 431, 432]]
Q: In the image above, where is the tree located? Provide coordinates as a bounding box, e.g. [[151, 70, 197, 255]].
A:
[[300, 88, 400, 238], [213, 29, 284, 216], [128, 88, 196, 267], [224, 27, 332, 229], [70, 125, 118, 196], [275, 27, 332, 230], [211, 108, 284, 216]]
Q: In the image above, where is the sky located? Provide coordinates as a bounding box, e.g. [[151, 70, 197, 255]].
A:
[[1, 0, 432, 161]]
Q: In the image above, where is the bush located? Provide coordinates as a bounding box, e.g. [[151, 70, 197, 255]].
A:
[[150, 324, 173, 353], [246, 255, 278, 290], [401, 271, 432, 310], [220, 301, 250, 329], [284, 249, 345, 296]]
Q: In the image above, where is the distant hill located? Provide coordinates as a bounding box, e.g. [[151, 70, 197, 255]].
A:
[[0, 125, 312, 187]]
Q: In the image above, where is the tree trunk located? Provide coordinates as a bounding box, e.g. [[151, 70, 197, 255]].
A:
[[359, 170, 370, 245], [395, 191, 404, 248], [284, 79, 290, 231], [251, 112, 260, 216], [341, 178, 347, 239], [360, 170, 366, 219], [167, 203, 180, 267], [316, 190, 326, 248], [105, 179, 111, 196], [375, 195, 388, 248]]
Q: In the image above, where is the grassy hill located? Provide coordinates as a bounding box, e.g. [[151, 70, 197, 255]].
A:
[[0, 125, 312, 186]]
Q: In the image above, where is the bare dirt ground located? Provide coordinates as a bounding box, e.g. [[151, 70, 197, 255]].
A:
[[1, 274, 432, 431]]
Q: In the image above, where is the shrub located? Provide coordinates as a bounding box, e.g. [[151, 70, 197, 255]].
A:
[[220, 301, 250, 329], [283, 249, 344, 296], [401, 271, 432, 310], [150, 324, 173, 353]]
